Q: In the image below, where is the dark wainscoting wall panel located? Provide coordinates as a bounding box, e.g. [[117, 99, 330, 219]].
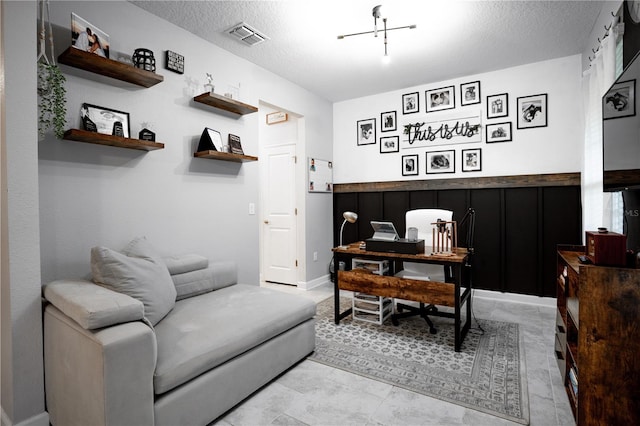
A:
[[333, 173, 582, 297]]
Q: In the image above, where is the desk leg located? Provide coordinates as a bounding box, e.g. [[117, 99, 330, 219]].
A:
[[454, 266, 461, 352], [333, 255, 352, 324]]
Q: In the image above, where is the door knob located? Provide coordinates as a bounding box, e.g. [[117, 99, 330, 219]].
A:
[[264, 220, 269, 224]]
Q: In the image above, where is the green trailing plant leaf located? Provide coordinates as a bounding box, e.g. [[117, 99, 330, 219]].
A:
[[38, 62, 67, 139]]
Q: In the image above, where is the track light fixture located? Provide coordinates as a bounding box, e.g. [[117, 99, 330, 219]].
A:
[[337, 5, 417, 58]]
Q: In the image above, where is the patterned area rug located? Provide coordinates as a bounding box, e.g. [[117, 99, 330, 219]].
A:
[[309, 297, 529, 425]]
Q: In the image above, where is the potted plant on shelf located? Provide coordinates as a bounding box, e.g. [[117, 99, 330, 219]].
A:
[[37, 0, 67, 139]]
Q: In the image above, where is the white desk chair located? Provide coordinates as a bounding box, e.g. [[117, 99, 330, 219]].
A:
[[393, 208, 453, 333], [395, 208, 453, 281]]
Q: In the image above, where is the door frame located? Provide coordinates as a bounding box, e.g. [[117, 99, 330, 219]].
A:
[[258, 102, 306, 287]]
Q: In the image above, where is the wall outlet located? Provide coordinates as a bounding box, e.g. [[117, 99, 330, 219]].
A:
[[313, 251, 318, 261]]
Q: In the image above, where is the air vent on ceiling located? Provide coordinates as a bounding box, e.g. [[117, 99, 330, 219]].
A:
[[227, 22, 269, 46]]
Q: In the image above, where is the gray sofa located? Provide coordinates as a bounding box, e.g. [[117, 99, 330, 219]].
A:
[[42, 238, 316, 426]]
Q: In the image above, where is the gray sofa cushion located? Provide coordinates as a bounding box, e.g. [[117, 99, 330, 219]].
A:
[[153, 284, 316, 395], [91, 237, 176, 325], [172, 261, 237, 300], [163, 254, 209, 275], [43, 279, 144, 330]]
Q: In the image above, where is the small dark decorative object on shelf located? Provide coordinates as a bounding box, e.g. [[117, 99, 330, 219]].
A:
[[165, 50, 184, 74], [132, 48, 156, 72], [228, 134, 244, 155], [139, 128, 156, 141], [112, 121, 124, 137]]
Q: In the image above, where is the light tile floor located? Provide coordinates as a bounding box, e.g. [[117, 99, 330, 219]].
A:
[[214, 282, 574, 426]]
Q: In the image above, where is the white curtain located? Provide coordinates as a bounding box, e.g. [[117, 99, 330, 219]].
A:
[[581, 20, 618, 235]]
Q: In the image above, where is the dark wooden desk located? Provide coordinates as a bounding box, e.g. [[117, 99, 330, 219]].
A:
[[332, 242, 472, 352]]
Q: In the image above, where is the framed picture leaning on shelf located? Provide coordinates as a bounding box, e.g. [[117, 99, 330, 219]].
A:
[[80, 103, 129, 137], [228, 134, 244, 154]]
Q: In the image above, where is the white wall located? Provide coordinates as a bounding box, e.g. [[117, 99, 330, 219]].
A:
[[333, 55, 584, 183], [1, 2, 48, 426], [38, 1, 332, 285]]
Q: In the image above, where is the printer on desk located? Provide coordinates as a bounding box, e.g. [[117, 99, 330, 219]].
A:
[[365, 221, 425, 254]]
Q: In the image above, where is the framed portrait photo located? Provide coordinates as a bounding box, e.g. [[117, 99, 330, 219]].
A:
[[80, 103, 130, 138], [486, 122, 512, 143], [402, 154, 419, 176], [71, 13, 110, 58], [381, 111, 397, 132], [517, 94, 548, 129], [487, 93, 509, 119], [460, 81, 481, 106], [380, 135, 399, 153], [357, 118, 376, 145], [426, 150, 455, 174], [402, 92, 420, 114], [462, 148, 482, 172], [426, 86, 455, 113], [603, 79, 636, 119]]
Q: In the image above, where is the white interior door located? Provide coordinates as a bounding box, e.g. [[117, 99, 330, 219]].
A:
[[263, 144, 297, 284]]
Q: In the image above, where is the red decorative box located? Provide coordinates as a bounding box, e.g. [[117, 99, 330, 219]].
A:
[[585, 231, 627, 266]]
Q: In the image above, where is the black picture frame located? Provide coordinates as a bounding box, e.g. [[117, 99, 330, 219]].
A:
[[517, 94, 548, 129], [402, 154, 418, 176], [487, 93, 509, 119], [603, 79, 636, 119], [460, 81, 481, 106], [381, 111, 397, 132], [426, 150, 455, 174], [380, 136, 399, 153], [80, 103, 130, 138], [425, 86, 455, 113], [486, 122, 512, 143], [402, 92, 420, 114], [357, 118, 376, 145], [462, 148, 482, 172]]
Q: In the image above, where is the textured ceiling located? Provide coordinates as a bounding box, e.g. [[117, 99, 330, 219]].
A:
[[130, 0, 605, 102]]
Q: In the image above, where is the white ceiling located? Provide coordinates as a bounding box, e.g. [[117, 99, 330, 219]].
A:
[[130, 0, 605, 102]]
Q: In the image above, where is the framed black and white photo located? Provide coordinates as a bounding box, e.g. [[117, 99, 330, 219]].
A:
[[462, 148, 482, 172], [426, 150, 455, 174], [517, 94, 547, 129], [381, 111, 397, 132], [71, 13, 110, 58], [402, 154, 418, 176], [487, 93, 509, 119], [402, 92, 420, 114], [603, 79, 636, 119], [486, 122, 512, 143], [80, 103, 129, 137], [380, 136, 399, 153], [357, 118, 376, 145], [460, 81, 481, 106], [426, 86, 455, 113]]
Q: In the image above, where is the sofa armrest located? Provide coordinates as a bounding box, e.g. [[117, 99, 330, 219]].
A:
[[43, 279, 144, 330], [172, 260, 238, 300], [45, 305, 156, 426]]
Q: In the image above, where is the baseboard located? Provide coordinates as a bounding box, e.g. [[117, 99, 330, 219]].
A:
[[472, 288, 556, 308], [297, 274, 330, 290], [1, 408, 49, 426]]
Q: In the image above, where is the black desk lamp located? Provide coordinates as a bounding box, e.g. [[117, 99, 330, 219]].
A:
[[339, 211, 358, 248]]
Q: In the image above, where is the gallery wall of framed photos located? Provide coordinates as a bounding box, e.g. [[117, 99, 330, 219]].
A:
[[333, 54, 583, 184]]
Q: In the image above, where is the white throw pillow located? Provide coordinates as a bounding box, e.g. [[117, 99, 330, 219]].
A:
[[91, 237, 176, 325]]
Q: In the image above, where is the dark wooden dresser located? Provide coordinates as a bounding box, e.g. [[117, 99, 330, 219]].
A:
[[555, 245, 640, 425]]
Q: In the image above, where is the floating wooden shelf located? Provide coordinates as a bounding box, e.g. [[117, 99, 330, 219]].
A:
[[193, 150, 258, 163], [63, 129, 164, 151], [193, 92, 258, 116], [58, 47, 164, 88]]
